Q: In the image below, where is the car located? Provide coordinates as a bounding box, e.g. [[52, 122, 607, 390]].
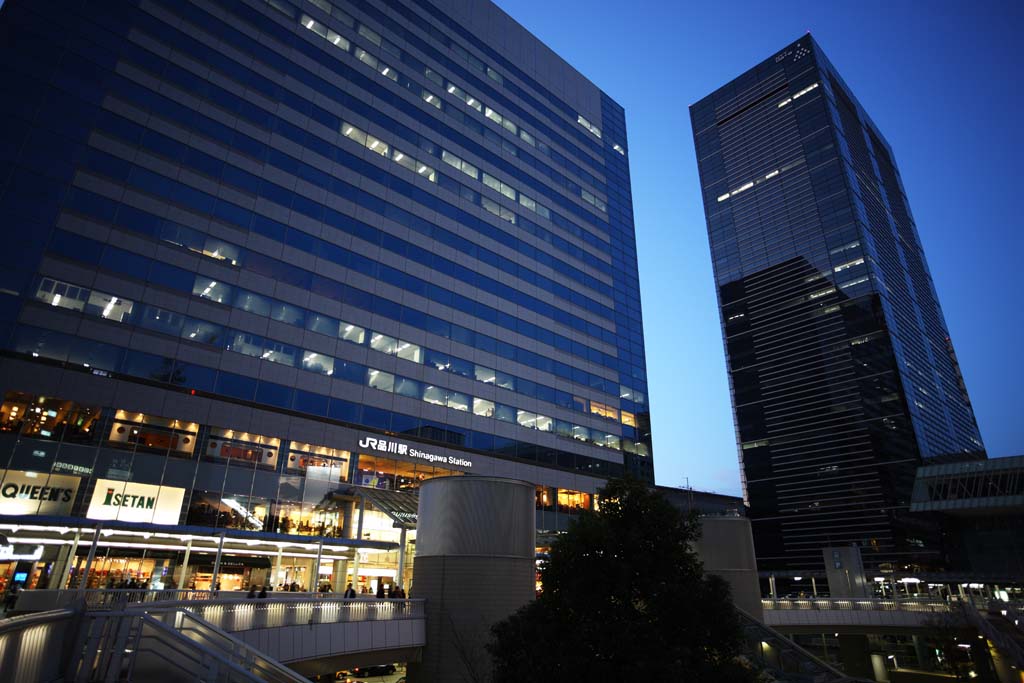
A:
[[350, 663, 397, 677]]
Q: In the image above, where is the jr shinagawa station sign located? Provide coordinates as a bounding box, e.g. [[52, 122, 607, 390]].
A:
[[358, 435, 472, 469]]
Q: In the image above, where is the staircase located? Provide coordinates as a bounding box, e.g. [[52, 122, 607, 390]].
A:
[[0, 605, 308, 682]]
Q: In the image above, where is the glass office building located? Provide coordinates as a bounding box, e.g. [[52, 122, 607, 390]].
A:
[[0, 0, 651, 593], [691, 37, 984, 572]]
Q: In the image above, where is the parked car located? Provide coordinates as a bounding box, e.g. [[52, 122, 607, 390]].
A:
[[351, 663, 397, 677]]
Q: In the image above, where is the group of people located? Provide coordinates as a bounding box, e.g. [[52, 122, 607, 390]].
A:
[[342, 582, 406, 599], [242, 581, 408, 598]]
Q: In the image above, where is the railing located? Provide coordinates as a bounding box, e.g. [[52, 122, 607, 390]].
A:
[[16, 588, 217, 612], [762, 597, 953, 613], [144, 596, 425, 633], [0, 608, 76, 682], [962, 601, 1024, 669], [17, 588, 418, 614], [64, 607, 308, 683], [736, 607, 871, 682]]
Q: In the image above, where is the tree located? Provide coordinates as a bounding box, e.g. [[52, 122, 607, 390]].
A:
[[489, 478, 757, 682]]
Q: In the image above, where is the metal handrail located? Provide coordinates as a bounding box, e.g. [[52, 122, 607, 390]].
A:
[[959, 600, 1024, 669], [736, 606, 872, 682], [141, 597, 425, 632], [762, 597, 953, 613], [0, 606, 76, 634]]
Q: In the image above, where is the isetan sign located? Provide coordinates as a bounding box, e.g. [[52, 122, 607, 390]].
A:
[[0, 469, 80, 516], [86, 478, 185, 525]]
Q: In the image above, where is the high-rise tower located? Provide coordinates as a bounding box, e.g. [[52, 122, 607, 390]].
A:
[[0, 0, 650, 591], [691, 36, 984, 572]]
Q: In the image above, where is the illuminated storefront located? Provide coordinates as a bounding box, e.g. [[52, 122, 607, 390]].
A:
[[0, 390, 602, 593]]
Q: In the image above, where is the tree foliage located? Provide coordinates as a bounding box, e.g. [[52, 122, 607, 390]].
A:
[[489, 478, 756, 682]]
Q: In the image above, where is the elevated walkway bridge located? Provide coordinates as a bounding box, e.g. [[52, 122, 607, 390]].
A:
[[3, 589, 425, 681]]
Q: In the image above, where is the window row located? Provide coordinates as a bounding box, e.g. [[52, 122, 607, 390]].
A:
[[62, 174, 623, 390], [88, 89, 616, 322], [47, 226, 629, 409], [33, 274, 638, 435], [339, 121, 437, 181], [296, 9, 611, 224], [13, 321, 646, 456], [120, 5, 617, 277], [294, 0, 619, 177], [2, 349, 635, 477]]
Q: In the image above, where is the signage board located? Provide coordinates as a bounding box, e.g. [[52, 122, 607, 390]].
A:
[[0, 469, 80, 516], [357, 435, 473, 469], [86, 478, 185, 525]]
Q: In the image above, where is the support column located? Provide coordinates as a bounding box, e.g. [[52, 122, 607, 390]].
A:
[[332, 559, 348, 593], [397, 527, 408, 591], [77, 524, 102, 593], [351, 496, 365, 589], [769, 574, 777, 599], [273, 546, 283, 590], [811, 576, 818, 597], [210, 532, 226, 592], [48, 530, 80, 589], [177, 538, 193, 589], [313, 540, 324, 591]]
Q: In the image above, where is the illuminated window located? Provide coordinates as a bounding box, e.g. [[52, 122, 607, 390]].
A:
[[516, 410, 537, 429], [473, 397, 495, 417], [621, 411, 636, 427], [108, 409, 198, 456], [590, 401, 619, 421], [301, 352, 335, 376], [287, 441, 349, 477], [367, 369, 395, 393], [396, 340, 422, 363], [206, 427, 280, 469], [369, 332, 398, 355], [423, 385, 446, 407], [577, 114, 602, 139]]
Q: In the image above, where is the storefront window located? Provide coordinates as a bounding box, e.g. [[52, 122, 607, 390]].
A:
[[557, 489, 591, 514], [0, 392, 102, 444], [286, 441, 350, 478], [536, 486, 555, 511], [205, 427, 280, 470], [107, 409, 198, 456], [187, 490, 261, 530], [356, 452, 460, 491]]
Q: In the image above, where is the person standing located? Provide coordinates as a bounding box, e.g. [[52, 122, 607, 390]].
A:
[[343, 583, 356, 599], [376, 581, 386, 599]]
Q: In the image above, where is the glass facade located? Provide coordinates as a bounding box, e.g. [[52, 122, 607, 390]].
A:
[[0, 0, 650, 590], [691, 37, 985, 572]]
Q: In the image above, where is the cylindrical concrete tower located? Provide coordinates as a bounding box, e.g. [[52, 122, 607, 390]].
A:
[[408, 476, 536, 683]]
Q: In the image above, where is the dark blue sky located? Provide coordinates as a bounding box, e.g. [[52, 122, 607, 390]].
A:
[[496, 0, 1024, 494]]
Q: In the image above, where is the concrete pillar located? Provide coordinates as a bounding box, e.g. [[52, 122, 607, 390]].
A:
[[77, 525, 102, 592], [340, 500, 357, 538], [837, 635, 874, 681], [332, 559, 348, 592], [48, 530, 80, 589], [811, 576, 818, 597], [177, 538, 193, 588], [273, 546, 283, 589], [407, 476, 535, 683], [351, 497, 365, 587], [210, 532, 226, 591], [396, 527, 408, 591]]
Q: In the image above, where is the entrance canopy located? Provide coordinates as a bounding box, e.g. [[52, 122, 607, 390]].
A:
[[322, 486, 419, 530]]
